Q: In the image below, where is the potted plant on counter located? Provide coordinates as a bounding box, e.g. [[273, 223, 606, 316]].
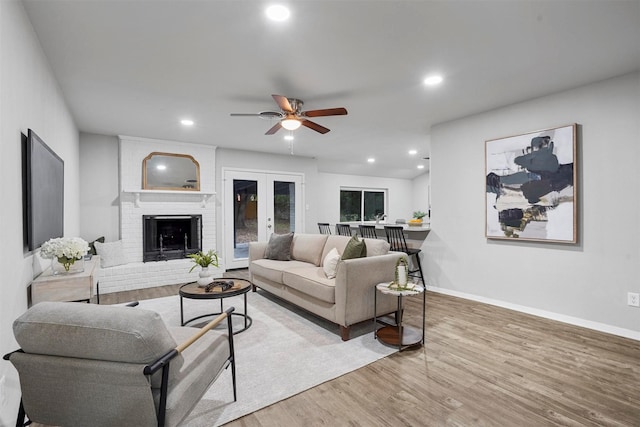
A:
[[408, 211, 427, 226], [188, 249, 219, 287]]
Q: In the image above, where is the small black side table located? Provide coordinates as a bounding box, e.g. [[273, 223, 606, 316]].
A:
[[179, 278, 253, 334], [374, 282, 426, 351]]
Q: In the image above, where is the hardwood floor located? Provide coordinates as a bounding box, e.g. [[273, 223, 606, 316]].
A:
[[104, 271, 639, 426]]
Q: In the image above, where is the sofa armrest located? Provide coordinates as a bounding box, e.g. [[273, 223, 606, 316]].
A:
[[249, 241, 268, 262], [334, 252, 405, 327]]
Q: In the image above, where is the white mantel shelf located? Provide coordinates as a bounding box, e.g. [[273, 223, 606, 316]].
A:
[[122, 189, 216, 208]]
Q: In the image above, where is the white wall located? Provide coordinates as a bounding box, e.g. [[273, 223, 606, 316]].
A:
[[0, 1, 80, 422], [79, 133, 119, 242], [316, 172, 414, 224], [412, 171, 430, 221], [425, 72, 640, 338]]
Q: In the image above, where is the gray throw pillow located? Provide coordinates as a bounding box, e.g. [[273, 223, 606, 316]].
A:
[[341, 235, 367, 260], [265, 232, 294, 261]]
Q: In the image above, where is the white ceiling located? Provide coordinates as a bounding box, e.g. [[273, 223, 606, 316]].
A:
[[23, 0, 640, 179]]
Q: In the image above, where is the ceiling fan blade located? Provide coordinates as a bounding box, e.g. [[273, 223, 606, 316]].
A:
[[303, 107, 348, 117], [265, 122, 283, 135], [272, 94, 294, 113], [302, 120, 330, 134], [231, 111, 283, 118]]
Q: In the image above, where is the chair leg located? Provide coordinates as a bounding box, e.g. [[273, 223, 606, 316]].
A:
[[410, 252, 425, 286], [16, 398, 29, 427], [231, 356, 237, 402]]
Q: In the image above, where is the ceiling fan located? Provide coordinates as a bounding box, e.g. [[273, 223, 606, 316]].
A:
[[230, 94, 348, 135]]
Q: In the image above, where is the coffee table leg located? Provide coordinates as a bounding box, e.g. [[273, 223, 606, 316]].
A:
[[244, 291, 248, 329], [180, 295, 185, 326]]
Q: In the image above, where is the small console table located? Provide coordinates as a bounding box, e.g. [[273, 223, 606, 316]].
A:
[[374, 282, 426, 351], [30, 256, 101, 305]]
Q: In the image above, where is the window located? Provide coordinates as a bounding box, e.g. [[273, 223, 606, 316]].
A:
[[340, 188, 386, 221]]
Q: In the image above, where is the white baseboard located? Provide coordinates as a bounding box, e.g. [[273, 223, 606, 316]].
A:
[[426, 286, 640, 341]]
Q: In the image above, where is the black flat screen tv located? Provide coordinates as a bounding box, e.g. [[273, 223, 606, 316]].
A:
[[24, 129, 64, 251]]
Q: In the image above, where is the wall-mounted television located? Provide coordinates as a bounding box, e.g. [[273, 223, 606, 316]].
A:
[[24, 129, 64, 251]]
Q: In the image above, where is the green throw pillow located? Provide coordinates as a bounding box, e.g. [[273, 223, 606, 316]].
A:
[[265, 232, 294, 261], [341, 235, 367, 260]]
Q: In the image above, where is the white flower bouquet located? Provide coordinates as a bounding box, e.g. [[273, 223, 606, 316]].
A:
[[40, 237, 90, 272]]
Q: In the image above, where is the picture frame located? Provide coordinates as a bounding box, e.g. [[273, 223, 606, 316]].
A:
[[485, 124, 577, 243]]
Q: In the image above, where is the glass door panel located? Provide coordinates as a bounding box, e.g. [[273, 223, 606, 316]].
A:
[[232, 179, 258, 260], [272, 180, 296, 234], [223, 170, 303, 270]]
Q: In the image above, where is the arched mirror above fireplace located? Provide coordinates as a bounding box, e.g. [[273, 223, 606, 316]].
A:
[[142, 152, 200, 191]]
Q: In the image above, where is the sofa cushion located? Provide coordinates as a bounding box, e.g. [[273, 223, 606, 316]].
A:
[[341, 235, 367, 260], [291, 234, 328, 266], [282, 267, 336, 304], [322, 247, 341, 279], [251, 259, 316, 284], [363, 238, 391, 256], [264, 232, 294, 261]]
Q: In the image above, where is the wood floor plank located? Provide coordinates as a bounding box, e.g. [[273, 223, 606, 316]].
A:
[[37, 270, 640, 426]]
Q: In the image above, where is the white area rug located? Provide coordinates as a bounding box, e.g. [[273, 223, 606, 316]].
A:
[[136, 290, 396, 426]]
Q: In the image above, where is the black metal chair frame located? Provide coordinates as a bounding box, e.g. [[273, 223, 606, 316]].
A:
[[318, 223, 332, 235], [358, 224, 378, 239], [335, 224, 352, 236], [384, 226, 425, 285]]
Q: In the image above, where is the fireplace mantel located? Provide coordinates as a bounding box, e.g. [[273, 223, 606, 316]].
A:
[[122, 189, 216, 208]]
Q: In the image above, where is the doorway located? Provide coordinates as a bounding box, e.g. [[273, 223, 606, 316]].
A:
[[223, 169, 303, 269]]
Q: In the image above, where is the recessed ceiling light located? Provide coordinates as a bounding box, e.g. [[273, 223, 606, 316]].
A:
[[284, 135, 294, 141], [417, 164, 425, 169], [367, 158, 375, 163], [266, 5, 290, 21], [409, 149, 417, 155], [181, 119, 194, 126], [423, 75, 443, 86]]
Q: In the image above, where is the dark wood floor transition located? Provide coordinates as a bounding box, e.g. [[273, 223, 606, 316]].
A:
[[99, 270, 639, 426]]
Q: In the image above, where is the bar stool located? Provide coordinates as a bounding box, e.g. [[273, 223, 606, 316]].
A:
[[358, 224, 378, 239], [335, 224, 352, 236], [384, 225, 425, 285], [318, 223, 332, 235]]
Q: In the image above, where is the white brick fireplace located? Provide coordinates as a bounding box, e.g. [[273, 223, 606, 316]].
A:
[[98, 136, 221, 293]]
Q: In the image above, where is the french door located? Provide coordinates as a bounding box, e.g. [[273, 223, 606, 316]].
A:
[[223, 169, 303, 269]]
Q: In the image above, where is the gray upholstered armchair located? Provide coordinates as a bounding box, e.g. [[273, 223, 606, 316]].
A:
[[4, 301, 236, 427]]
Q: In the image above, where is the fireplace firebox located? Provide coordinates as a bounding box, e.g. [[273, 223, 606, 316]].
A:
[[143, 215, 202, 262]]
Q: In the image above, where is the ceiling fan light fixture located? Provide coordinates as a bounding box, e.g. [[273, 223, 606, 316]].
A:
[[423, 74, 444, 86], [265, 5, 290, 22], [281, 118, 301, 130]]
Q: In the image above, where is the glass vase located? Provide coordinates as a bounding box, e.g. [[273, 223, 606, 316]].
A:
[[51, 256, 85, 275]]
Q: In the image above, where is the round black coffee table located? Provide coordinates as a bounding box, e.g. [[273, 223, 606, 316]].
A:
[[179, 278, 252, 334]]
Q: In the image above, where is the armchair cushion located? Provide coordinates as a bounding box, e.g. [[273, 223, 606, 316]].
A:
[[13, 302, 184, 387]]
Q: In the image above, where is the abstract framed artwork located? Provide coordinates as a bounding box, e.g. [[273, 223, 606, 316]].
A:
[[485, 124, 577, 243]]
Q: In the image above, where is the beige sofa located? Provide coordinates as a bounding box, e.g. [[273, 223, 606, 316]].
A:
[[249, 233, 404, 340]]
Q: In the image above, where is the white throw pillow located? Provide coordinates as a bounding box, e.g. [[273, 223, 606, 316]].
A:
[[322, 247, 341, 279], [94, 240, 127, 268]]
